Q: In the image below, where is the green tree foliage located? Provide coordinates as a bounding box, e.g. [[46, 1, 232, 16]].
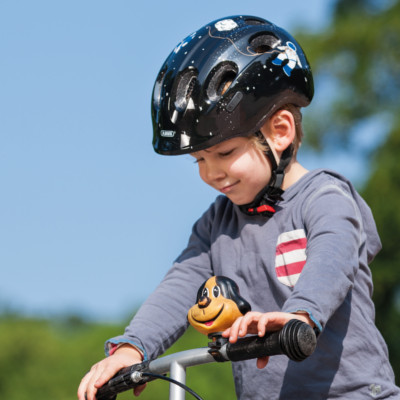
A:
[[0, 315, 121, 400], [299, 0, 400, 378], [362, 119, 400, 378], [300, 0, 400, 150], [0, 315, 235, 399]]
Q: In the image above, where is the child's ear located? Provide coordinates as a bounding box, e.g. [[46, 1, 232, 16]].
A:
[[260, 110, 296, 154]]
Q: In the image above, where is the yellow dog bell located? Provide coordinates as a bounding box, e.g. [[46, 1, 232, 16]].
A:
[[188, 276, 251, 336]]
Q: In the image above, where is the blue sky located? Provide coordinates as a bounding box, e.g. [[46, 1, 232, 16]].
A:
[[0, 0, 343, 322]]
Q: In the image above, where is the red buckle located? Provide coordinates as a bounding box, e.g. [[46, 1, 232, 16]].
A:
[[248, 204, 275, 214]]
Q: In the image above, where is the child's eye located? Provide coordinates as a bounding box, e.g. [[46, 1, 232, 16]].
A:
[[193, 157, 204, 164], [219, 149, 234, 157]]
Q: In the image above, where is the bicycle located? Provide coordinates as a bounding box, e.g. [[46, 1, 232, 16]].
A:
[[95, 276, 318, 400]]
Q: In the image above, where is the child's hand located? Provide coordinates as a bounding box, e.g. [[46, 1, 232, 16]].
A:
[[77, 344, 145, 400], [221, 311, 314, 369]]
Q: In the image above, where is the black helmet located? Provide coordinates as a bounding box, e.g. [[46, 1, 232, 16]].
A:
[[152, 15, 313, 155]]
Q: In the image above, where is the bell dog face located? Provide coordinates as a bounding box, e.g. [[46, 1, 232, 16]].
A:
[[188, 276, 251, 335]]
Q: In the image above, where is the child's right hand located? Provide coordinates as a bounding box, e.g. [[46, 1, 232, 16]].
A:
[[222, 311, 314, 369], [77, 344, 145, 400]]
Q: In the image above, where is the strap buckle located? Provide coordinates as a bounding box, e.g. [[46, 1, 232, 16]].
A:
[[247, 204, 276, 216]]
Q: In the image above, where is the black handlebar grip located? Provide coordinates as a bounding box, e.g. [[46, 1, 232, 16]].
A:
[[279, 319, 317, 361], [95, 361, 151, 400], [225, 319, 317, 362]]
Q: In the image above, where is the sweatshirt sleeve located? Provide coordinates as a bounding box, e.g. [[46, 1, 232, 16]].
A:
[[282, 178, 371, 332], [105, 200, 218, 360]]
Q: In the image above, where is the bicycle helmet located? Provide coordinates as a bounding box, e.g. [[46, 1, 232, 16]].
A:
[[151, 15, 314, 217], [152, 15, 313, 155]]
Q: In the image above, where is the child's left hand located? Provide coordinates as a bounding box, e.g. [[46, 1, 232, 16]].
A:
[[221, 311, 314, 369]]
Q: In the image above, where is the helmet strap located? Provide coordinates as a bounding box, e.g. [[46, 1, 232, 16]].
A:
[[239, 134, 293, 218]]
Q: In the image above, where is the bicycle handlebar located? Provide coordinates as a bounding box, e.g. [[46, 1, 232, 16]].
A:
[[96, 319, 317, 400]]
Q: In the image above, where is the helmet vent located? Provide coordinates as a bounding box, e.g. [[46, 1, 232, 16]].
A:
[[244, 18, 264, 26], [249, 33, 280, 54], [206, 63, 238, 102], [152, 65, 167, 109], [172, 69, 198, 112]]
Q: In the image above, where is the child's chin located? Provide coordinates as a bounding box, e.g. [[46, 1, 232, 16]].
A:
[[227, 196, 249, 206], [228, 198, 243, 205]]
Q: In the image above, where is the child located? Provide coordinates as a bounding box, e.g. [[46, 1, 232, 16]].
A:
[[78, 15, 400, 399]]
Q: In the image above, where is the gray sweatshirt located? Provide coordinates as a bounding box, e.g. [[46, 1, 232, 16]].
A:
[[107, 169, 400, 399]]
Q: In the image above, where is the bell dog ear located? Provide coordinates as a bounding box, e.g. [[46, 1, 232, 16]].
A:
[[215, 276, 251, 315]]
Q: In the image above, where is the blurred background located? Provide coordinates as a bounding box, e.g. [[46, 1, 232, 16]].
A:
[[0, 0, 399, 398]]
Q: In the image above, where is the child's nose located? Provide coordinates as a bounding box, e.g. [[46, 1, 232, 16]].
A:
[[205, 162, 225, 181]]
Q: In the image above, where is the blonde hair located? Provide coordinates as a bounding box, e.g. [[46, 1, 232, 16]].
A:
[[250, 104, 303, 159]]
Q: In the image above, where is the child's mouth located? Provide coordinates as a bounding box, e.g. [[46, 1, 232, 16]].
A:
[[220, 181, 239, 193]]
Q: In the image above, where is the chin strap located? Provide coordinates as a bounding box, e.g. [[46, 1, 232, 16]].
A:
[[239, 136, 293, 218]]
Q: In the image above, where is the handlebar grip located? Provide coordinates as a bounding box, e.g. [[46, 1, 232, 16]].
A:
[[95, 361, 151, 400], [225, 319, 317, 362]]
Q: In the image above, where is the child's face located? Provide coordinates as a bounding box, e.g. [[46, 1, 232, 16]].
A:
[[192, 137, 271, 205]]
